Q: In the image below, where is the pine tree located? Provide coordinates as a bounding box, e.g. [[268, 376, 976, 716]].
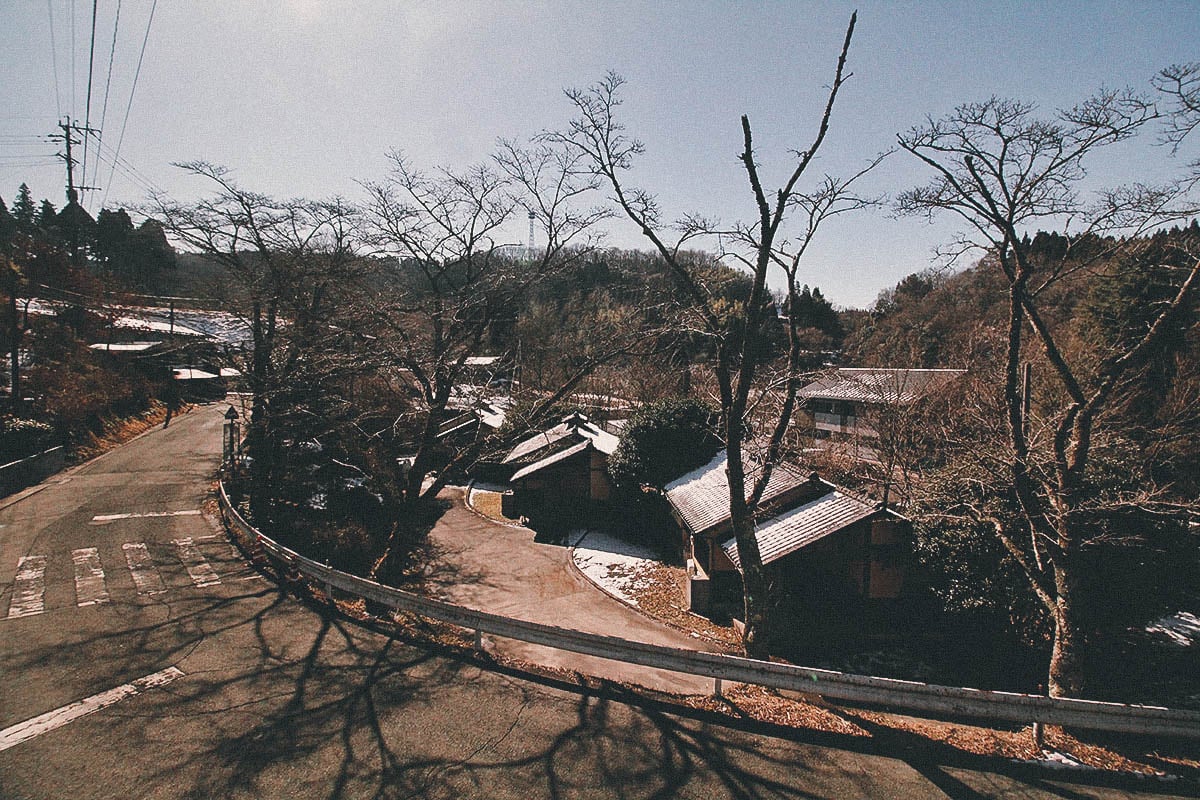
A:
[[36, 199, 58, 232], [11, 184, 35, 230]]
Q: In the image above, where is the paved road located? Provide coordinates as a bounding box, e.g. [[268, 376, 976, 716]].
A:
[[0, 404, 1193, 799], [426, 492, 723, 695]]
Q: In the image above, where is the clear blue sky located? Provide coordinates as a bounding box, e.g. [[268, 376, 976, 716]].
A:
[[2, 1, 1197, 307]]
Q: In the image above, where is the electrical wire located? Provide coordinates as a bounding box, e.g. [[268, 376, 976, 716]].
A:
[[47, 0, 62, 118], [70, 0, 76, 119], [92, 135, 162, 196], [91, 0, 121, 205], [82, 0, 98, 194], [104, 0, 157, 209]]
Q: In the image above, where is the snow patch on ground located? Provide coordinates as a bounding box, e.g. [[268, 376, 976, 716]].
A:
[[1145, 611, 1200, 647], [571, 530, 663, 608]]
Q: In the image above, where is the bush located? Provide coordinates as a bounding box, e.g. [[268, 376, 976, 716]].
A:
[[1, 417, 56, 461], [608, 397, 720, 488]]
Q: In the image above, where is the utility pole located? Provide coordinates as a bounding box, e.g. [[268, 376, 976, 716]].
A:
[[49, 117, 100, 267]]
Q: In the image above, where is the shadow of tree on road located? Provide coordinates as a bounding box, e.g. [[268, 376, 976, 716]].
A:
[[91, 584, 1183, 800]]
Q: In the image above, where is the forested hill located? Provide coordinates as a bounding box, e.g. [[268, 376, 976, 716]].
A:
[[841, 222, 1200, 370]]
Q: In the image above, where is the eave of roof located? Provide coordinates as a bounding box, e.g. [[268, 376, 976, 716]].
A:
[[510, 441, 592, 482], [721, 490, 879, 570]]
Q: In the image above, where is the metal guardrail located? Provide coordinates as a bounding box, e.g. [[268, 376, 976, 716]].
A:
[[217, 482, 1200, 738]]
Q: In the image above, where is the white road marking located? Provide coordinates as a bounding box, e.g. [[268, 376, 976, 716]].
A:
[[72, 548, 110, 607], [0, 667, 185, 752], [122, 542, 166, 596], [6, 555, 47, 619], [91, 510, 201, 523], [173, 538, 221, 588]]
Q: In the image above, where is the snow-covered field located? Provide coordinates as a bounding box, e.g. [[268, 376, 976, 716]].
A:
[[571, 530, 663, 608]]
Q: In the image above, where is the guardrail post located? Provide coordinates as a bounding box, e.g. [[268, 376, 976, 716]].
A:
[[475, 627, 483, 652], [714, 677, 723, 697], [1032, 685, 1046, 749], [325, 582, 334, 604]]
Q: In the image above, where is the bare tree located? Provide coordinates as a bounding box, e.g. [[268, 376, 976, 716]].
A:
[[150, 162, 367, 514], [897, 86, 1200, 697], [359, 142, 619, 510], [548, 14, 881, 658]]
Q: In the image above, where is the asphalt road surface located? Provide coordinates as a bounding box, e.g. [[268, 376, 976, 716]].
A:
[[0, 403, 1194, 799]]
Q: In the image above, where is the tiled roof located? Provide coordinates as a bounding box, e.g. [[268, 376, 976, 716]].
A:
[[510, 441, 592, 482], [720, 490, 878, 570], [798, 368, 965, 405], [663, 451, 811, 537]]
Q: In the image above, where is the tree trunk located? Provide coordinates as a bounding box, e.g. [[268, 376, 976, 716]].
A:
[[735, 524, 773, 660], [1047, 557, 1086, 698]]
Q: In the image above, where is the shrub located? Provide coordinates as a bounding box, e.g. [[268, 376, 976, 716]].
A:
[[1, 417, 55, 461], [608, 397, 720, 488]]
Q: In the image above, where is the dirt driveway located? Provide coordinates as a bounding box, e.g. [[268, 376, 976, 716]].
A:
[[423, 488, 720, 695]]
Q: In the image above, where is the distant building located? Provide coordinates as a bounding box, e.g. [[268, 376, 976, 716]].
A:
[[798, 367, 965, 442]]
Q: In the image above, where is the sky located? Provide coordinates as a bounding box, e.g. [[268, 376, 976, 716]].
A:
[[1, 1, 1198, 308]]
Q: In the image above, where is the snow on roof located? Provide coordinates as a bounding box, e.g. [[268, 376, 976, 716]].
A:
[[173, 368, 220, 380], [721, 490, 879, 570], [798, 368, 965, 405], [502, 413, 617, 463], [218, 367, 242, 377], [88, 341, 162, 352], [510, 441, 592, 482], [664, 451, 812, 538], [478, 400, 509, 430], [465, 355, 504, 366], [504, 422, 577, 463], [113, 315, 205, 337]]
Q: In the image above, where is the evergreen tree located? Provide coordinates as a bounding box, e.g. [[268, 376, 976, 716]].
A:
[[11, 184, 35, 230], [0, 197, 13, 253], [36, 199, 58, 232], [93, 207, 135, 270], [132, 218, 176, 276]]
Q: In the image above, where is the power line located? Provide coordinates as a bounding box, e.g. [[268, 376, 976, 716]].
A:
[[91, 0, 121, 203], [46, 0, 62, 118], [92, 134, 162, 199], [91, 136, 161, 198], [104, 0, 157, 209], [82, 0, 99, 197], [70, 0, 76, 118]]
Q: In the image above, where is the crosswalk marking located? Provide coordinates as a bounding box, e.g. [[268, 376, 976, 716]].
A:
[[172, 538, 221, 588], [91, 510, 201, 523], [4, 537, 256, 620], [122, 542, 166, 596], [72, 548, 110, 607], [7, 555, 47, 619]]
